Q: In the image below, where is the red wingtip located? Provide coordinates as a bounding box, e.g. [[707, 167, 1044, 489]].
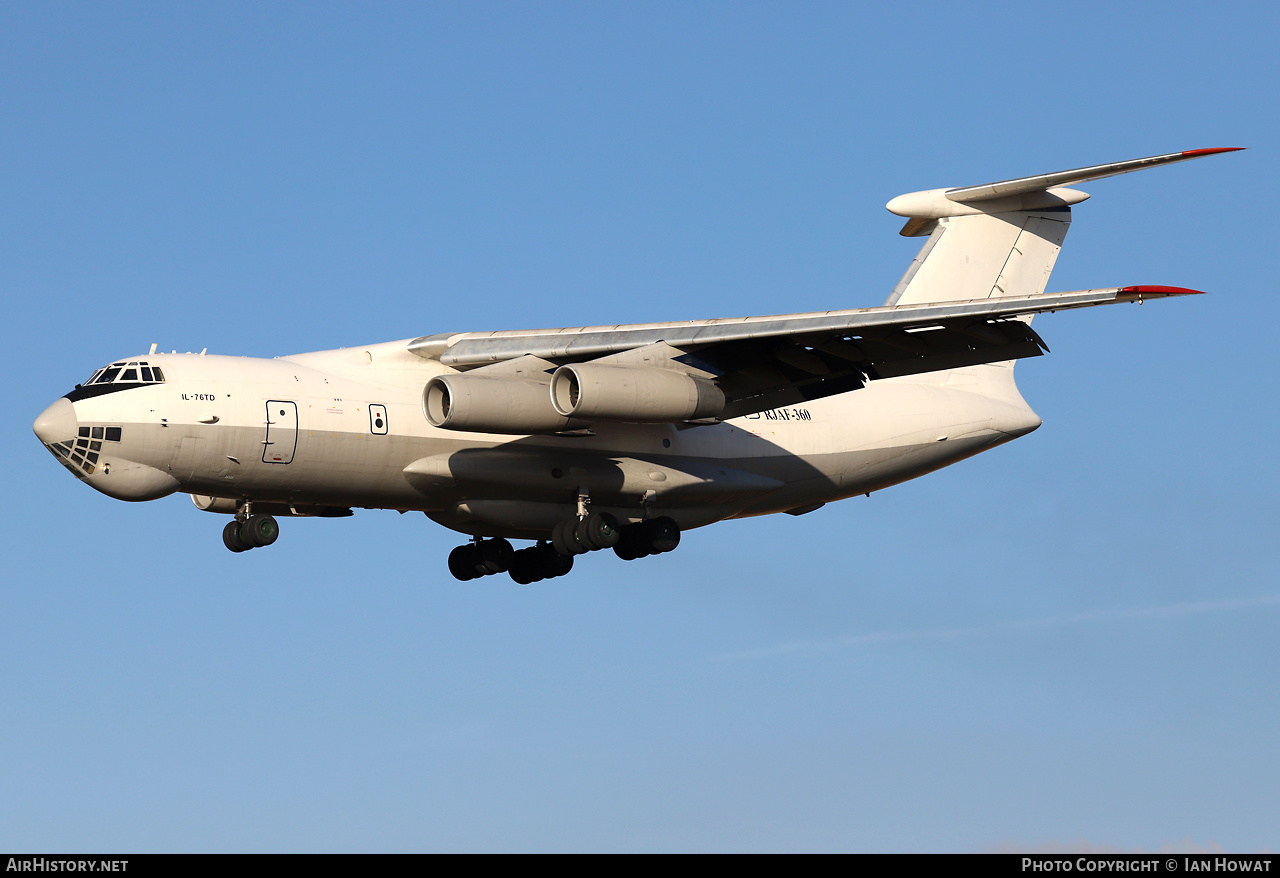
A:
[[1181, 147, 1246, 156], [1120, 285, 1208, 296]]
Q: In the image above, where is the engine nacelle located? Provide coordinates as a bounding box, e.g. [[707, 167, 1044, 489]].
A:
[[550, 364, 725, 422], [423, 373, 576, 434]]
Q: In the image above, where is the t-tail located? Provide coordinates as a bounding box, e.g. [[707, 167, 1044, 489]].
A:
[[878, 147, 1241, 427], [883, 148, 1243, 308]]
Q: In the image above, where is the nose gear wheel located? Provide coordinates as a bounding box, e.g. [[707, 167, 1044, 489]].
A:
[[222, 513, 280, 553]]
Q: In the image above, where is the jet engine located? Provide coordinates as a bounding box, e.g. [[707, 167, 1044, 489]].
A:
[[550, 364, 725, 422], [423, 373, 575, 434]]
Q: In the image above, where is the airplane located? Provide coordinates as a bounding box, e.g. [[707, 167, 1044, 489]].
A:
[[33, 147, 1239, 584]]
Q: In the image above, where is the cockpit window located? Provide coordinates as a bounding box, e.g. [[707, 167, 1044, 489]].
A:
[[66, 360, 166, 402], [84, 361, 165, 386]]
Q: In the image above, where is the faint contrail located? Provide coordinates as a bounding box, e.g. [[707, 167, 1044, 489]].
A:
[[714, 593, 1280, 661]]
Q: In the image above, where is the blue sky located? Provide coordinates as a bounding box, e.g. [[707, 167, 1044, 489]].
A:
[[2, 1, 1277, 852]]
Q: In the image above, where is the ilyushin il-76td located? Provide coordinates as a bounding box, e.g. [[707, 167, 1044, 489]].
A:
[[34, 148, 1238, 583]]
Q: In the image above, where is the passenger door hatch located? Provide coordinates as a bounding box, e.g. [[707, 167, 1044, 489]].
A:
[[263, 400, 299, 464]]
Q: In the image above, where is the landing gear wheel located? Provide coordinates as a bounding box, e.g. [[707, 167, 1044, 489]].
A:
[[642, 516, 680, 554], [554, 519, 591, 555], [223, 520, 251, 553], [576, 511, 620, 551], [537, 542, 573, 577], [555, 553, 574, 577], [240, 515, 279, 548], [448, 545, 479, 581], [613, 528, 641, 560], [508, 543, 574, 584], [552, 520, 576, 556], [508, 548, 539, 585], [477, 538, 514, 574]]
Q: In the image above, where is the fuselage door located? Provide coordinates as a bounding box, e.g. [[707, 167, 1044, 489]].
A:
[[263, 400, 299, 464]]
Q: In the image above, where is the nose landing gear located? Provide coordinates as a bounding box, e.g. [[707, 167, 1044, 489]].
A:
[[221, 502, 280, 553]]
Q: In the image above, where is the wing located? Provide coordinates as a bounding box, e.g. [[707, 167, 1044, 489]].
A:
[[410, 286, 1201, 427]]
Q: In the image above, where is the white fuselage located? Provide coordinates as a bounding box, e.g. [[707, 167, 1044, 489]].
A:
[[34, 338, 1042, 539]]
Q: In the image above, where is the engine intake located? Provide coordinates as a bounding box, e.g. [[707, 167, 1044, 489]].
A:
[[550, 364, 724, 422]]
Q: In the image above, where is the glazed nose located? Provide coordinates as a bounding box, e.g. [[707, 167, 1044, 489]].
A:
[[33, 398, 78, 445]]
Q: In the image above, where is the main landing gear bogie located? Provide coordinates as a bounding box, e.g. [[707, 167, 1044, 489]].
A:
[[550, 513, 679, 560], [222, 513, 280, 553], [446, 513, 681, 584], [612, 516, 680, 560], [448, 537, 574, 585], [448, 538, 515, 581]]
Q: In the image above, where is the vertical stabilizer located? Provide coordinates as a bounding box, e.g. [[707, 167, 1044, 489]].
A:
[[885, 208, 1071, 307]]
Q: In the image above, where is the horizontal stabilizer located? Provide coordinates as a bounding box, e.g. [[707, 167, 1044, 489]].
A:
[[887, 148, 1243, 220], [945, 148, 1244, 203]]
